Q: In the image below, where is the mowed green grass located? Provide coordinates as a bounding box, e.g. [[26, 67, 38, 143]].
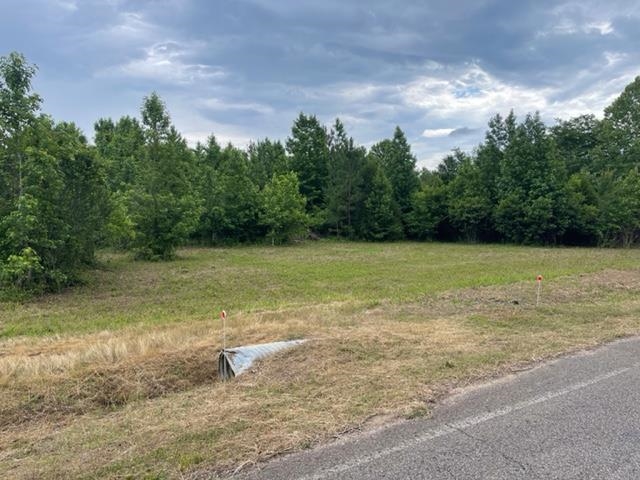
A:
[[2, 241, 640, 479], [1, 241, 638, 338]]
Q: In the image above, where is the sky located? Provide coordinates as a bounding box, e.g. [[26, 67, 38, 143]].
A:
[[1, 0, 639, 169]]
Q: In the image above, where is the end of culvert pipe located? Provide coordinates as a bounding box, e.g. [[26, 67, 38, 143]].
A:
[[217, 340, 307, 381], [218, 350, 235, 381]]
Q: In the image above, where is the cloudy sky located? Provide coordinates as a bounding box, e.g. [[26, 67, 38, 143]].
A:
[[1, 0, 639, 168]]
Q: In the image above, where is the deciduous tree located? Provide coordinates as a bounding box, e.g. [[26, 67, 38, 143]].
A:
[[260, 172, 308, 244]]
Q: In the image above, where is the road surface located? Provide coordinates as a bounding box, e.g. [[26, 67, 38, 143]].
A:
[[234, 336, 640, 479]]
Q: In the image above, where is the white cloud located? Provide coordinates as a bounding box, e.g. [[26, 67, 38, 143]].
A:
[[585, 21, 614, 35], [93, 11, 157, 42], [548, 19, 579, 36], [101, 41, 225, 85], [604, 51, 626, 66], [547, 72, 635, 120], [182, 129, 252, 148], [422, 128, 455, 138], [179, 119, 253, 148], [401, 61, 638, 128], [333, 113, 372, 126], [200, 98, 274, 115], [239, 57, 637, 171], [109, 12, 153, 38], [417, 151, 457, 170], [538, 18, 615, 38], [54, 0, 78, 11], [335, 83, 387, 102], [402, 63, 552, 123], [170, 97, 256, 148]]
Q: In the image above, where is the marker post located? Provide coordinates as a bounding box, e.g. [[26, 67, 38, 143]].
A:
[[536, 275, 543, 307], [220, 310, 227, 351]]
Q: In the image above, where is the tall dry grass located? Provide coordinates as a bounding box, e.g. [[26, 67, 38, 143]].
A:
[[2, 268, 640, 479]]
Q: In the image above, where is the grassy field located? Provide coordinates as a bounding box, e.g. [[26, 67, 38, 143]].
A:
[[1, 241, 640, 479]]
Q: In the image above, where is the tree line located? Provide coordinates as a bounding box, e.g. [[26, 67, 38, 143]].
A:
[[1, 51, 639, 293]]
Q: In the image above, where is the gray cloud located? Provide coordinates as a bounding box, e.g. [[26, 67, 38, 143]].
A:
[[449, 127, 480, 138], [1, 0, 639, 169]]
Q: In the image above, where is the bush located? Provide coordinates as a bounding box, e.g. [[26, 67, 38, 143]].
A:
[[0, 247, 45, 292]]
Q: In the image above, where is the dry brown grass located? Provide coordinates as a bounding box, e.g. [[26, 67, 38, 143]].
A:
[[2, 269, 640, 479]]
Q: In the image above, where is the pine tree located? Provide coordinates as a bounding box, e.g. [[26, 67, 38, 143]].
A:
[[248, 138, 289, 189], [286, 113, 329, 212], [130, 93, 200, 259], [325, 119, 366, 238], [356, 157, 402, 240], [193, 135, 221, 243], [369, 127, 419, 233], [204, 144, 260, 243]]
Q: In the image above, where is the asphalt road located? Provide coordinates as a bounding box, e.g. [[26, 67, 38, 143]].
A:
[[235, 337, 640, 480]]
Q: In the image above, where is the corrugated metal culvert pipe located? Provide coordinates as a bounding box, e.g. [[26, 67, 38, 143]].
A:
[[218, 340, 306, 381]]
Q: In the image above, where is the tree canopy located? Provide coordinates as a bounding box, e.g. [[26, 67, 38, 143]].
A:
[[2, 51, 640, 293]]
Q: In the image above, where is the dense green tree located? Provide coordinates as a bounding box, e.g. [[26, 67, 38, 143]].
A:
[[0, 117, 66, 288], [195, 134, 222, 170], [94, 116, 144, 192], [494, 113, 569, 244], [248, 138, 289, 189], [407, 172, 447, 240], [0, 54, 77, 290], [596, 169, 640, 247], [93, 116, 144, 248], [476, 112, 516, 207], [129, 93, 200, 259], [192, 134, 221, 243], [616, 168, 640, 247], [0, 52, 41, 211], [562, 172, 600, 245], [0, 52, 41, 140], [325, 119, 366, 237], [593, 77, 640, 175], [446, 155, 493, 242], [0, 53, 111, 291], [369, 127, 420, 223], [437, 148, 467, 184], [202, 144, 260, 243], [356, 157, 402, 240], [260, 172, 309, 244], [286, 113, 329, 212], [5, 50, 640, 296], [51, 122, 109, 266], [552, 114, 600, 175]]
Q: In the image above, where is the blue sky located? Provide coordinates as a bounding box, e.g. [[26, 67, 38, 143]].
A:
[[1, 0, 639, 168]]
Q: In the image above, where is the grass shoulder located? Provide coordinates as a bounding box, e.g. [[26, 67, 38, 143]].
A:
[[1, 242, 640, 478]]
